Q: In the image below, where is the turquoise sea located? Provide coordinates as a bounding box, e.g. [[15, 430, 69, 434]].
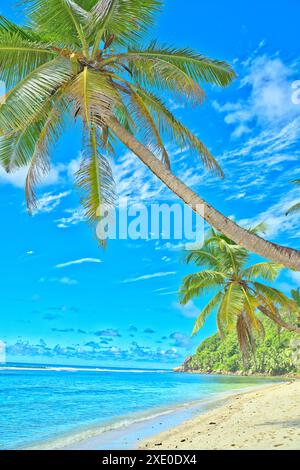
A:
[[0, 363, 278, 450]]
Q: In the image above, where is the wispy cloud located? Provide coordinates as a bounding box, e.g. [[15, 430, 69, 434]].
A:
[[240, 189, 300, 240], [31, 191, 71, 215], [214, 54, 300, 138], [122, 271, 177, 283], [56, 258, 102, 269], [39, 276, 78, 285], [55, 207, 86, 229]]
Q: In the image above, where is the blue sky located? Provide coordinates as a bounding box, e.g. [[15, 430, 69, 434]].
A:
[[0, 0, 300, 368]]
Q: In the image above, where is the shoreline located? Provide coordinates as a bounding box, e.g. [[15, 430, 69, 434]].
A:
[[27, 380, 284, 450], [174, 369, 300, 379], [139, 380, 300, 450]]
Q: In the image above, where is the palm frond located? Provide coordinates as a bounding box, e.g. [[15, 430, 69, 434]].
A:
[[0, 122, 45, 172], [109, 42, 236, 90], [126, 85, 170, 168], [192, 290, 223, 335], [90, 0, 162, 54], [179, 270, 226, 305], [183, 246, 222, 270], [21, 0, 90, 51], [286, 179, 300, 216], [0, 15, 38, 40], [205, 236, 249, 273], [75, 125, 116, 243], [286, 203, 300, 216], [122, 86, 223, 176], [117, 48, 207, 105], [0, 57, 74, 134], [236, 314, 261, 365], [25, 96, 69, 211], [291, 288, 300, 307], [217, 282, 245, 336], [0, 31, 57, 87], [248, 222, 268, 235], [69, 67, 120, 126], [240, 286, 260, 332], [243, 262, 283, 281], [253, 282, 295, 309]]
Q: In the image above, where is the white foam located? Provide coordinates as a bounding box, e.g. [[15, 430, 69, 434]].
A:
[[0, 366, 168, 373]]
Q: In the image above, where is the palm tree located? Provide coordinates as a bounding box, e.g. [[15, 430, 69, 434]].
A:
[[0, 1, 300, 269], [286, 180, 300, 216], [179, 229, 300, 358]]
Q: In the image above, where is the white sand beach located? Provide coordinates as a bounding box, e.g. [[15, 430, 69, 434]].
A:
[[140, 380, 300, 450]]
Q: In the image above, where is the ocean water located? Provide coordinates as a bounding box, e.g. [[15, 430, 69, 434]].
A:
[[0, 363, 277, 450]]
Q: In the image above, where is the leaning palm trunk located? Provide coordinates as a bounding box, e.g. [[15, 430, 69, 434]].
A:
[[259, 306, 300, 334], [107, 116, 300, 271]]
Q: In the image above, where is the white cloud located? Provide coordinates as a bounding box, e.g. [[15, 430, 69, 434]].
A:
[[56, 258, 102, 269], [0, 165, 63, 189], [55, 207, 86, 228], [157, 290, 178, 297], [202, 52, 300, 237], [0, 166, 30, 188], [122, 271, 177, 283], [174, 301, 199, 319], [32, 191, 71, 215], [214, 54, 300, 138]]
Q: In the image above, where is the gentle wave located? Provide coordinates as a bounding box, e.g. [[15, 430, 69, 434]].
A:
[[27, 401, 198, 450], [0, 366, 168, 373]]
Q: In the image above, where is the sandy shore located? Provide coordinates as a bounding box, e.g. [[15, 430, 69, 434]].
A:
[[140, 380, 300, 450]]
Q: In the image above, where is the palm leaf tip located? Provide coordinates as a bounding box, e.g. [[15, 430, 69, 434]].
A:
[[286, 203, 300, 216]]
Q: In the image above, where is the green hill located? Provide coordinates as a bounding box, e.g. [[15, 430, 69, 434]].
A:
[[183, 317, 300, 376]]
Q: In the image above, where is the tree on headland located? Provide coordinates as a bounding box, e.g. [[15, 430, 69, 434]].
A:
[[179, 228, 300, 360], [0, 1, 300, 269]]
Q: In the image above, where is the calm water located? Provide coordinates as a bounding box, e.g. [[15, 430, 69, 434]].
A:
[[0, 363, 275, 449]]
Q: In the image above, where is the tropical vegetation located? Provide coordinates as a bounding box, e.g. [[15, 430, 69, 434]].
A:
[[0, 1, 299, 267], [184, 316, 300, 376], [179, 228, 300, 360]]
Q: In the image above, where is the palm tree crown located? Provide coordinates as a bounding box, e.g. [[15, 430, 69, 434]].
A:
[[179, 228, 299, 358], [0, 0, 234, 228]]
